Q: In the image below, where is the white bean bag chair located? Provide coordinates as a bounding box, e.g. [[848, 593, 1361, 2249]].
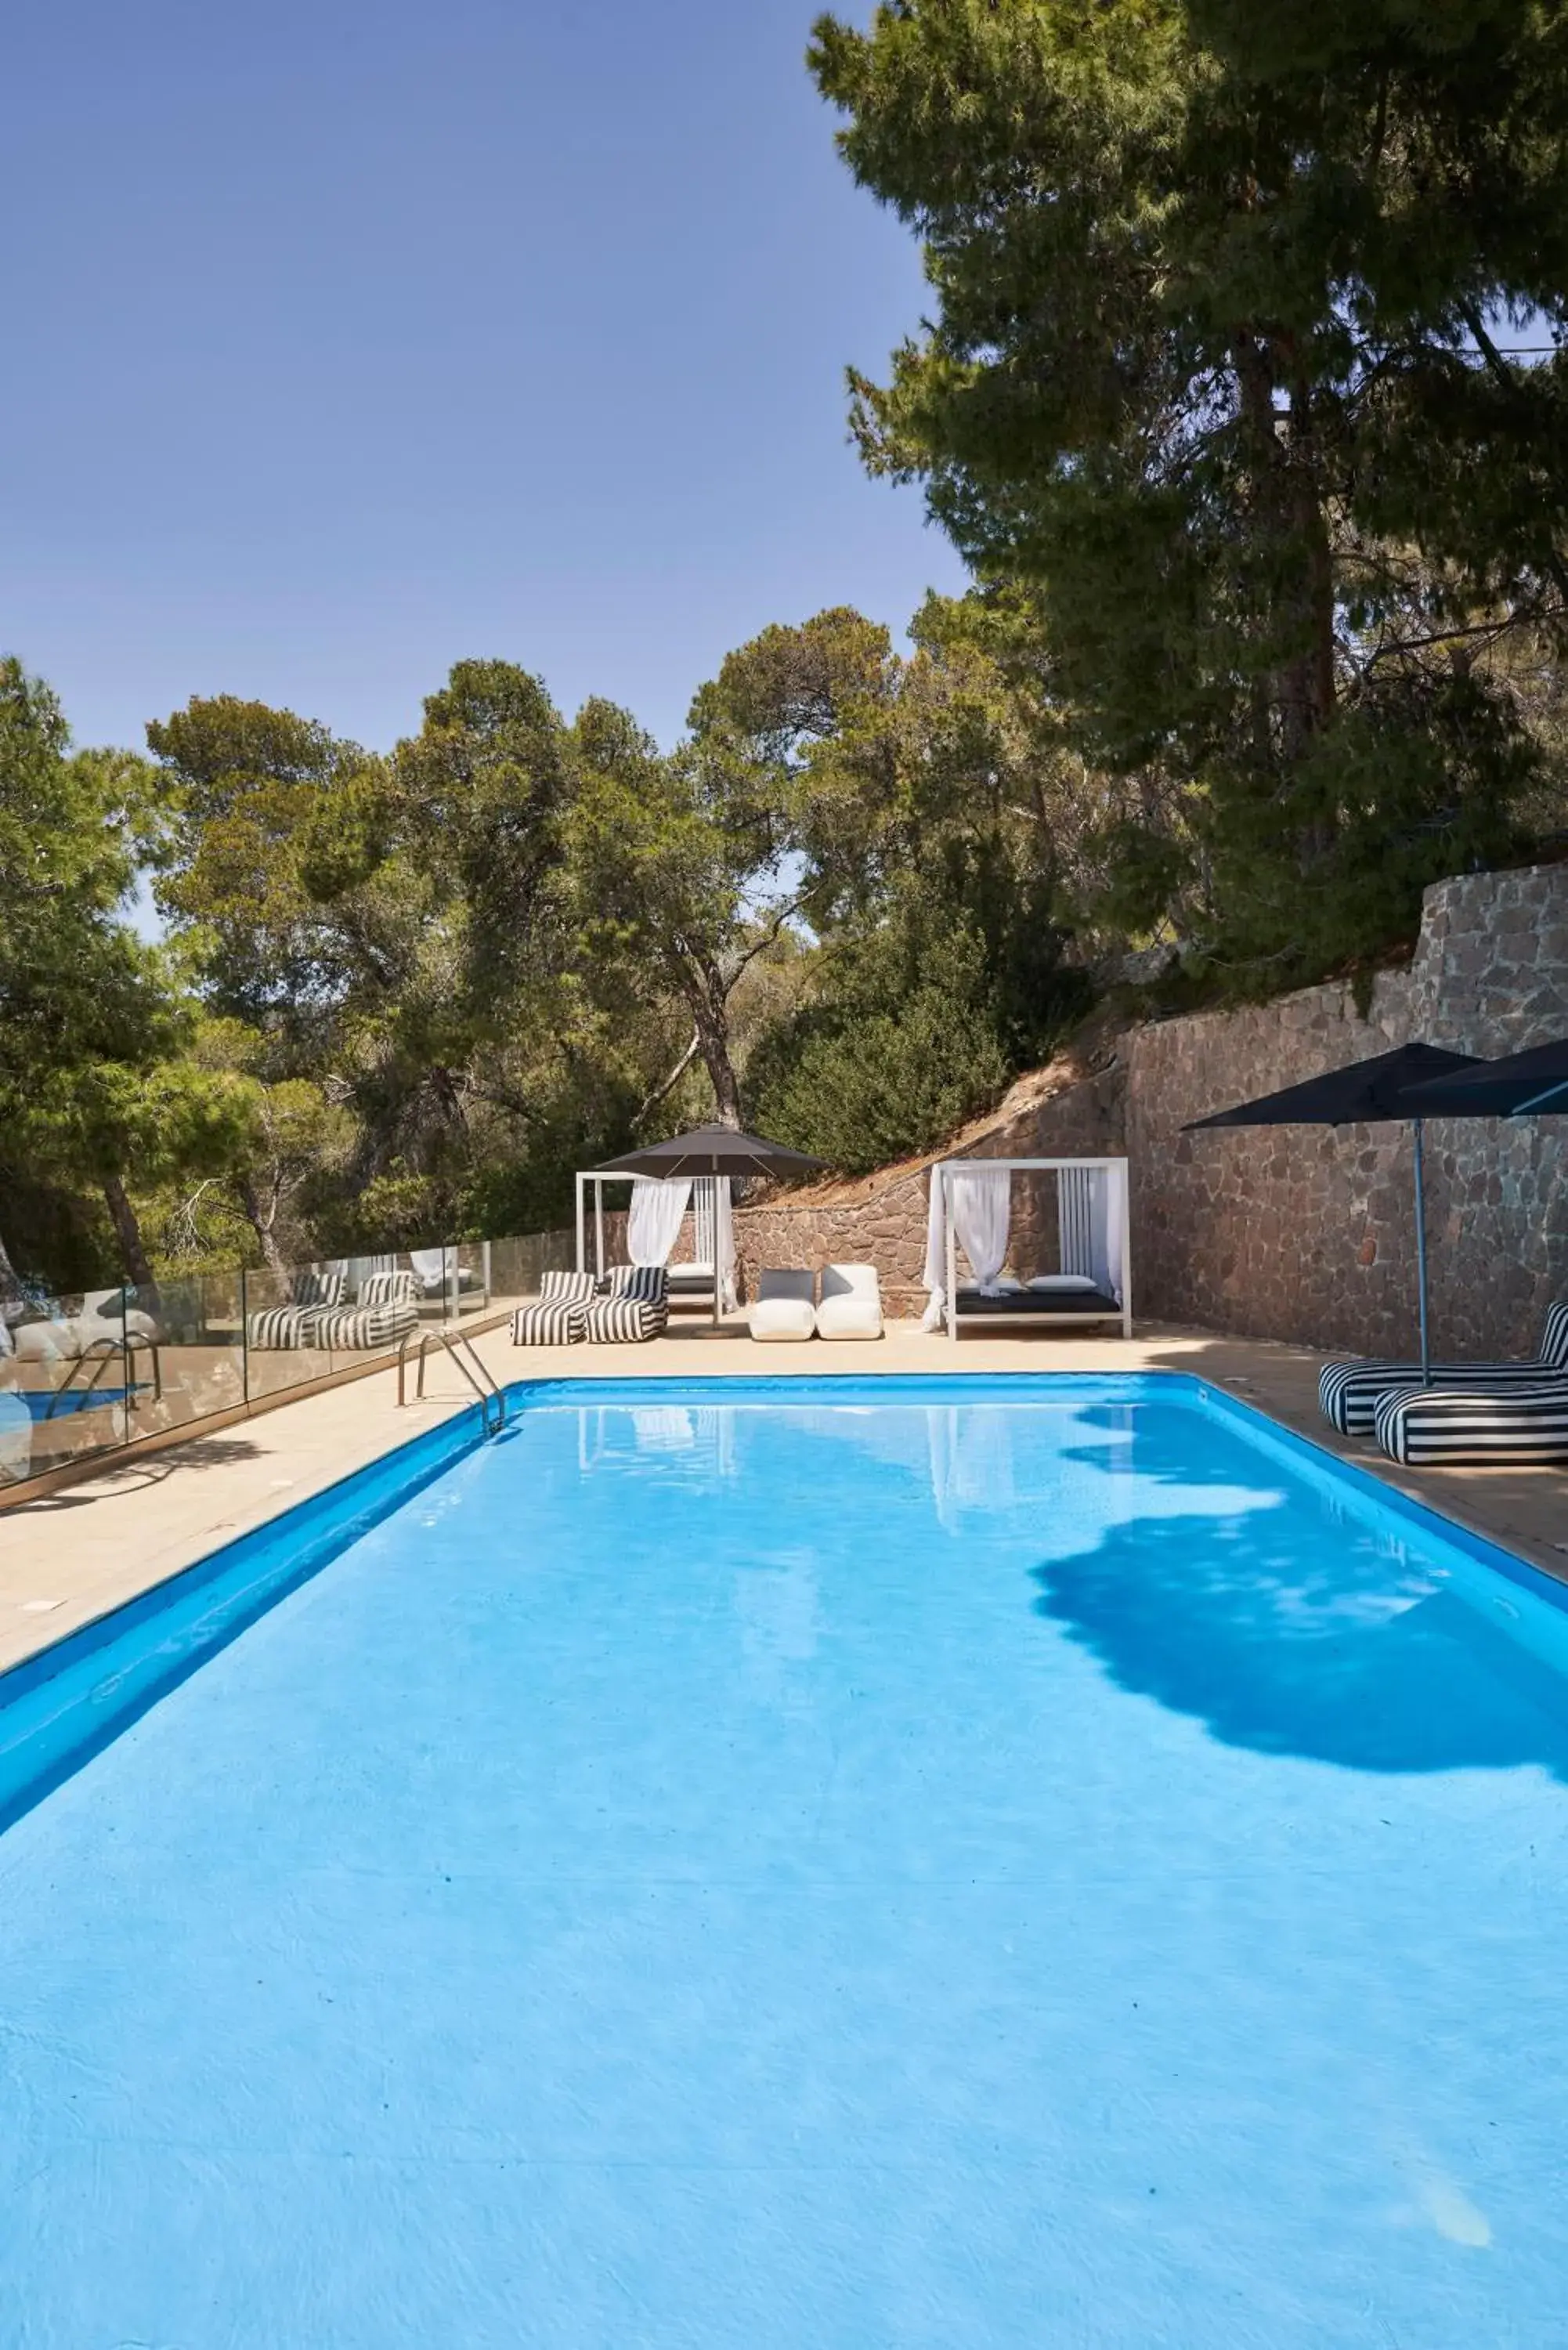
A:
[[815, 1263, 883, 1341], [749, 1269, 817, 1343], [83, 1289, 161, 1340], [10, 1318, 101, 1364], [15, 1298, 160, 1361]]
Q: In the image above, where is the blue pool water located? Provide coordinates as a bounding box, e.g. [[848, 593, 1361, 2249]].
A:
[[15, 1383, 128, 1419], [1, 1375, 1566, 2347]]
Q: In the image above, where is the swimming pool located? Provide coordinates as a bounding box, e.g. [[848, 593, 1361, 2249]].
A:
[[1, 1373, 1565, 2347]]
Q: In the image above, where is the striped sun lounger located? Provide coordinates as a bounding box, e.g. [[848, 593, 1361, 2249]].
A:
[[1375, 1379, 1568, 1466], [582, 1265, 670, 1343], [1320, 1302, 1568, 1435], [511, 1269, 597, 1346], [245, 1305, 308, 1350], [307, 1300, 420, 1351], [358, 1269, 421, 1309], [291, 1268, 347, 1313]]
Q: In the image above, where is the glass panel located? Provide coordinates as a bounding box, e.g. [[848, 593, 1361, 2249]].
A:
[[432, 1242, 490, 1326], [242, 1264, 334, 1402], [1, 1289, 130, 1484], [0, 1228, 580, 1490], [488, 1231, 575, 1318], [117, 1273, 245, 1442]]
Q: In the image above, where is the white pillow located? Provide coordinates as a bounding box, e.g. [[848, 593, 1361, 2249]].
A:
[[1027, 1274, 1100, 1292]]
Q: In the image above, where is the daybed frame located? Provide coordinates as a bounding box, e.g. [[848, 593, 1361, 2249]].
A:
[[574, 1170, 728, 1327], [935, 1156, 1133, 1343]]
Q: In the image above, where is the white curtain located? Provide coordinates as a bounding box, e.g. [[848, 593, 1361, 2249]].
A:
[[1089, 1165, 1125, 1304], [925, 1403, 1018, 1534], [922, 1164, 1012, 1329], [922, 1172, 948, 1329], [628, 1177, 692, 1267], [714, 1178, 737, 1311]]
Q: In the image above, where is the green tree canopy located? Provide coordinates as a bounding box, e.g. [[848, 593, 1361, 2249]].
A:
[[810, 0, 1568, 990], [566, 699, 801, 1129], [0, 658, 194, 1291]]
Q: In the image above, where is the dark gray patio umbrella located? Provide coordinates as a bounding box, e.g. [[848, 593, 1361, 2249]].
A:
[[1403, 1036, 1568, 1119], [1184, 1043, 1484, 1380], [592, 1125, 825, 1326], [596, 1123, 825, 1180]]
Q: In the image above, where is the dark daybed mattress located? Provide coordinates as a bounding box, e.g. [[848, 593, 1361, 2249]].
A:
[[954, 1287, 1122, 1319]]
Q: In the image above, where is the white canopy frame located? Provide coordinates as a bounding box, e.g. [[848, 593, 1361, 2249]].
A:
[[574, 1170, 735, 1326], [930, 1157, 1133, 1343]]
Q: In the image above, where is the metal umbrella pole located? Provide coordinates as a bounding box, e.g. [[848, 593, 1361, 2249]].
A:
[[1411, 1119, 1432, 1384]]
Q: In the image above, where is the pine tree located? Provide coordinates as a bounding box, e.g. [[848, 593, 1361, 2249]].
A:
[[810, 0, 1568, 990]]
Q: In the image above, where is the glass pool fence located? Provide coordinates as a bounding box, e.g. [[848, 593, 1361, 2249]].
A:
[[0, 1231, 576, 1494]]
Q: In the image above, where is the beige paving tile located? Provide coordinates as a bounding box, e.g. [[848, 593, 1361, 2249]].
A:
[[1, 1316, 1563, 1679]]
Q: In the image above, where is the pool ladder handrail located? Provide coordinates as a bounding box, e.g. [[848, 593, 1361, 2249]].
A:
[[397, 1326, 506, 1437]]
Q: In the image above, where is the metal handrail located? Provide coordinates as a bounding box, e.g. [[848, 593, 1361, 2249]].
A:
[[396, 1325, 506, 1437]]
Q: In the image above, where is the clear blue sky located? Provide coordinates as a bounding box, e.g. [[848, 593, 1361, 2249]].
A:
[[2, 0, 964, 757]]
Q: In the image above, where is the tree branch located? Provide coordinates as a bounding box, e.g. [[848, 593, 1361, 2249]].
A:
[[464, 1080, 541, 1126], [1361, 609, 1560, 667], [723, 895, 809, 986], [1457, 299, 1568, 609], [635, 1028, 702, 1129]]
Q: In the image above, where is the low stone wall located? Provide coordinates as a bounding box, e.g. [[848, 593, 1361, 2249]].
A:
[[1127, 865, 1568, 1359], [732, 1065, 1123, 1313], [728, 864, 1568, 1358]]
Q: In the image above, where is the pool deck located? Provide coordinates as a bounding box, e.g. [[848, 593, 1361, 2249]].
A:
[[1, 1316, 1564, 1675]]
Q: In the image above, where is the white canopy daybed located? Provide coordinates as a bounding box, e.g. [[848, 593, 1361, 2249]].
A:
[[923, 1157, 1132, 1342], [574, 1170, 737, 1326]]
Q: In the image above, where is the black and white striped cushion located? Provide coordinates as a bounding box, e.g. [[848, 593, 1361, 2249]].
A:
[[607, 1264, 669, 1306], [1537, 1301, 1568, 1371], [246, 1306, 306, 1350], [511, 1269, 596, 1345], [1375, 1379, 1568, 1466], [291, 1269, 347, 1311], [581, 1294, 669, 1343], [1320, 1300, 1568, 1434], [512, 1299, 587, 1345], [359, 1269, 420, 1309], [309, 1300, 420, 1350], [541, 1270, 598, 1304]]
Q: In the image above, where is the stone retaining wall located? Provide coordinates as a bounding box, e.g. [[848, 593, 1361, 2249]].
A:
[[1127, 865, 1568, 1358], [727, 864, 1568, 1358]]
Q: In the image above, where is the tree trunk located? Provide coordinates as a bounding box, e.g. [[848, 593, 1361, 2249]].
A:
[[102, 1173, 155, 1292], [681, 960, 744, 1129], [1235, 331, 1338, 857], [240, 1178, 291, 1277], [0, 1224, 24, 1314], [691, 999, 743, 1128]]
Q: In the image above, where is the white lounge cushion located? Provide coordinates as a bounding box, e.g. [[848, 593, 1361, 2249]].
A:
[[750, 1298, 817, 1342], [79, 1311, 159, 1348], [409, 1249, 482, 1292], [1026, 1274, 1099, 1293], [11, 1320, 73, 1364], [815, 1263, 883, 1341], [11, 1318, 120, 1363], [750, 1269, 817, 1343]]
